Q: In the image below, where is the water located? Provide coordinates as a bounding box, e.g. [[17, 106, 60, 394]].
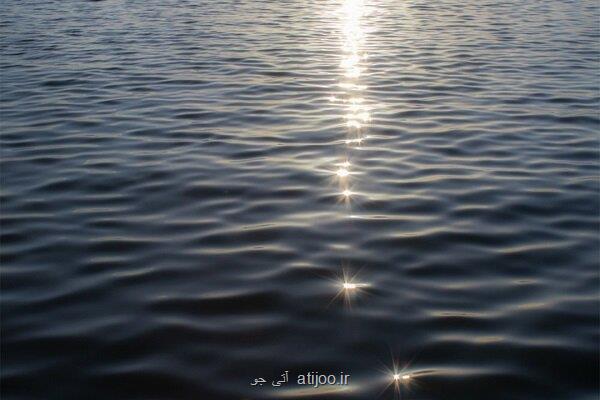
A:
[[1, 1, 599, 399]]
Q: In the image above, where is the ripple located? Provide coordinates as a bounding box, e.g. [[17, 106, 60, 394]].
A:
[[1, 0, 599, 399]]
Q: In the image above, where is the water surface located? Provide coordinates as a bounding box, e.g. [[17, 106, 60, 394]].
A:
[[1, 1, 599, 399]]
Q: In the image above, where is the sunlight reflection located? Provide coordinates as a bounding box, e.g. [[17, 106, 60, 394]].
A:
[[393, 373, 411, 382], [342, 281, 368, 290], [345, 137, 364, 145], [322, 0, 374, 314], [347, 111, 370, 123], [328, 0, 371, 214], [337, 185, 357, 207], [346, 120, 362, 129], [336, 167, 349, 178], [337, 274, 369, 310], [326, 267, 371, 311], [336, 0, 371, 172], [377, 353, 417, 400], [338, 82, 366, 91]]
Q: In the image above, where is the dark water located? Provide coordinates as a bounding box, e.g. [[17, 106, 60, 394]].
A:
[[1, 1, 599, 399]]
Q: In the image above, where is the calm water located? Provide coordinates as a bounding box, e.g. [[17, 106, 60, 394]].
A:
[[1, 1, 599, 399]]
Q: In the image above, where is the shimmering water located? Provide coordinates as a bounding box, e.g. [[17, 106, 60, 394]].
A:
[[1, 1, 599, 399]]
